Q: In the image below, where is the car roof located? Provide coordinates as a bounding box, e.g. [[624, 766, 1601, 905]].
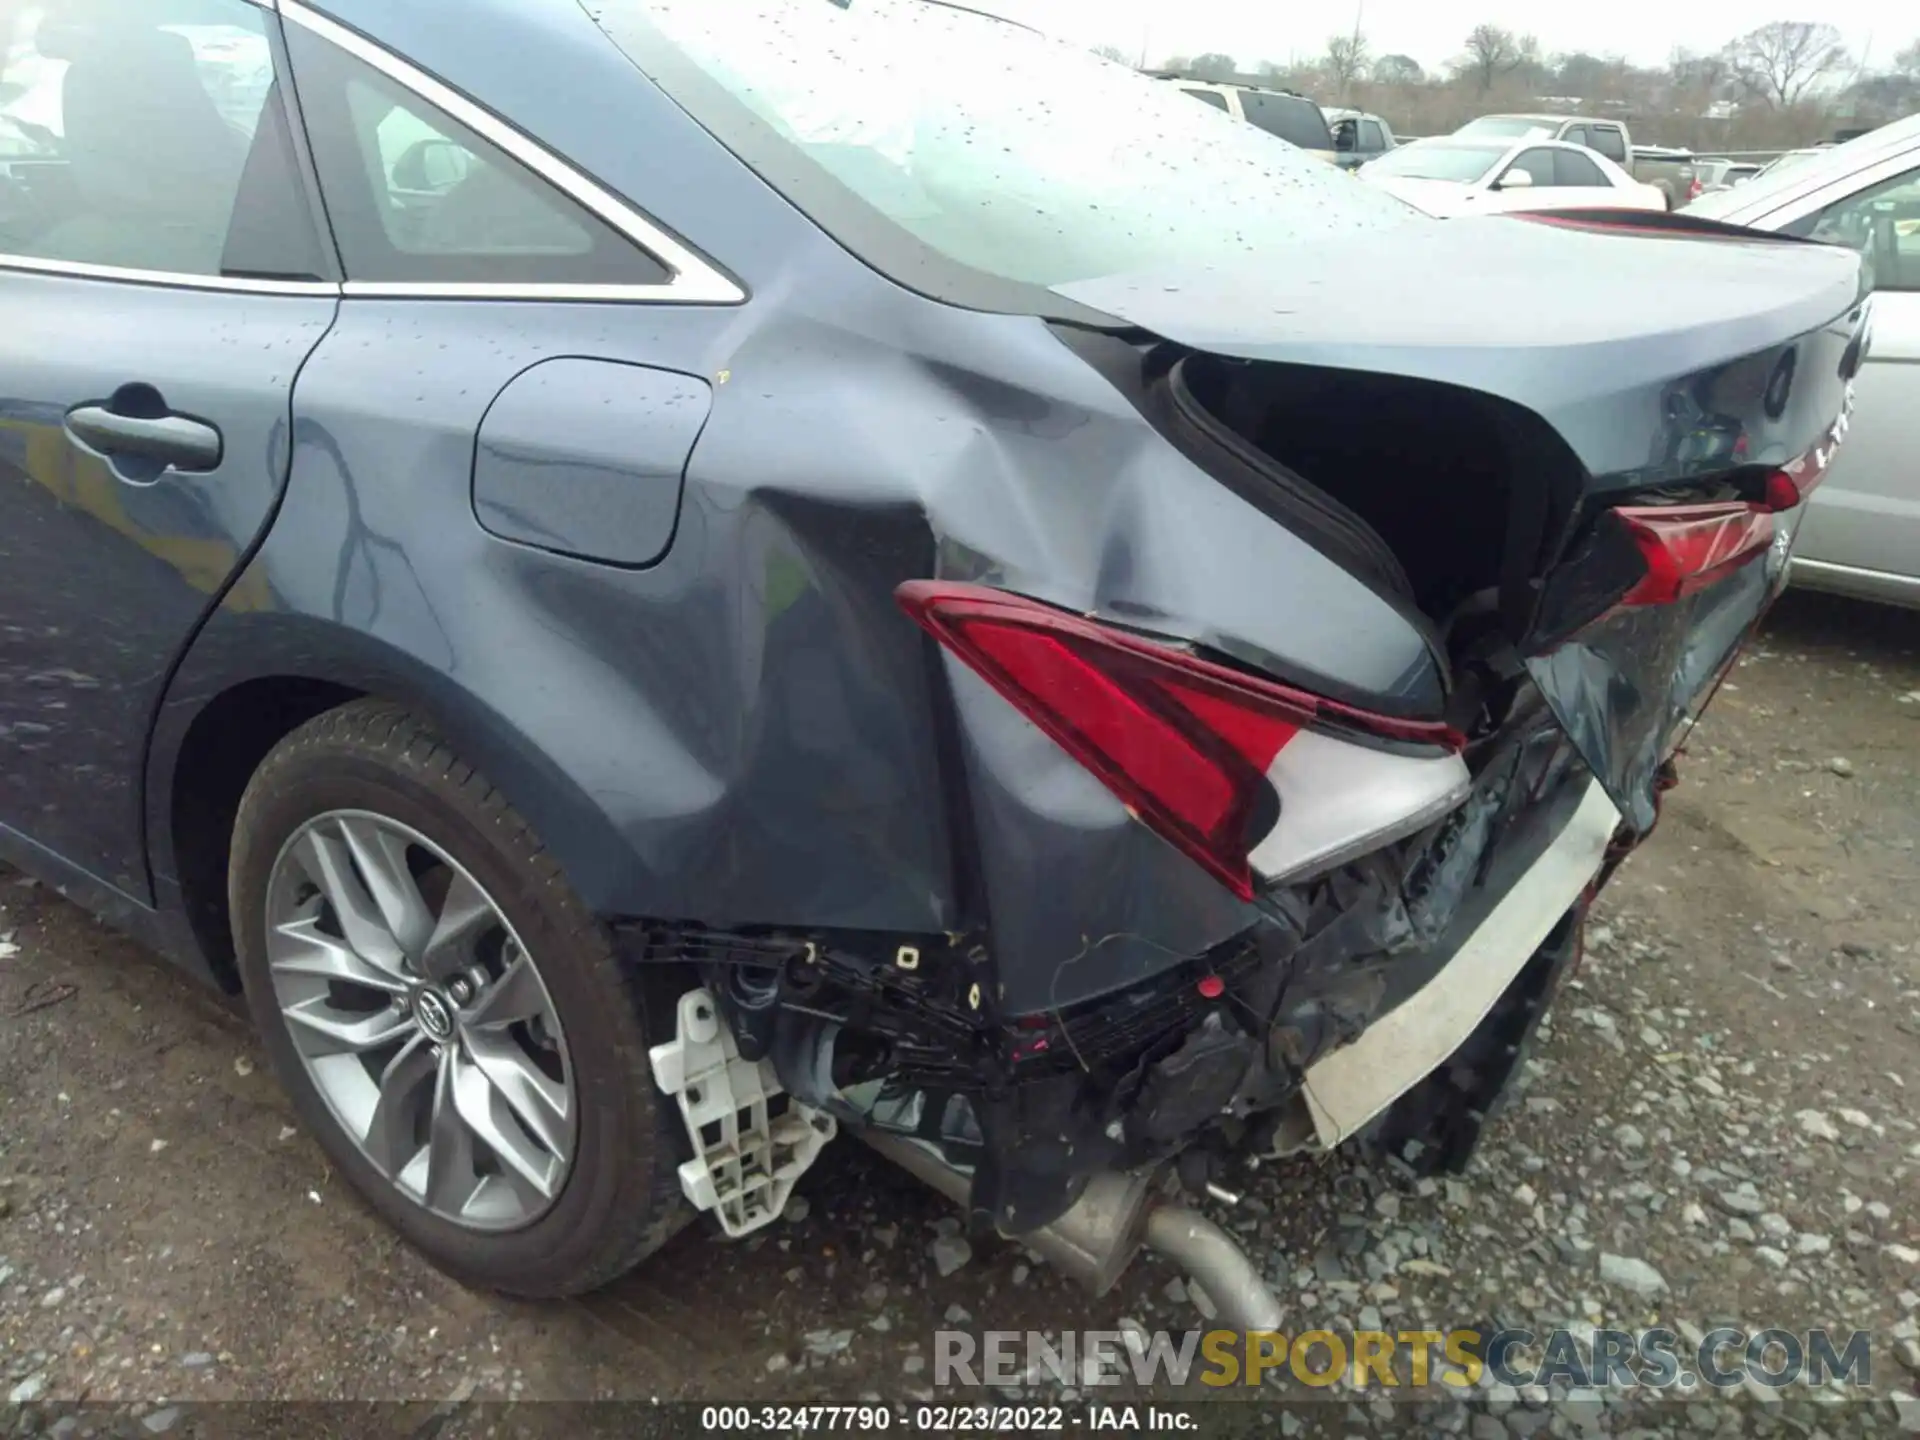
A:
[[1173, 78, 1315, 102]]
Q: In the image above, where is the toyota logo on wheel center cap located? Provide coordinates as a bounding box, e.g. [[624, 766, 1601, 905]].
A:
[[414, 988, 456, 1041]]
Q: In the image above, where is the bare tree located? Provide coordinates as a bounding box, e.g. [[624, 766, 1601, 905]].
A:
[[1089, 43, 1133, 65], [1894, 38, 1920, 77], [1454, 24, 1537, 93], [1324, 29, 1371, 98], [1723, 21, 1848, 107], [1373, 53, 1425, 85], [1187, 51, 1239, 82]]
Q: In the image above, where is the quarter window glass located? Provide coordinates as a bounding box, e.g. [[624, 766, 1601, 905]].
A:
[[284, 26, 670, 286], [0, 0, 319, 278], [1588, 127, 1628, 163], [1553, 149, 1608, 187], [1783, 165, 1920, 294], [1181, 87, 1230, 113]]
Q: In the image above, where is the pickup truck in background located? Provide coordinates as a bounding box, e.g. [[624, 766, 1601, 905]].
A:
[[1452, 114, 1697, 208], [1323, 107, 1398, 170]]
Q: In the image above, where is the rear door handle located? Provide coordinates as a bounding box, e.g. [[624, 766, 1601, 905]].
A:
[[66, 401, 223, 475]]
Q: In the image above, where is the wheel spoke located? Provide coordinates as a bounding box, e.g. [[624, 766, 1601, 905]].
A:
[[363, 1032, 436, 1176], [268, 914, 410, 994], [291, 826, 405, 971], [420, 870, 495, 980], [463, 1029, 570, 1159], [448, 1047, 562, 1199], [268, 808, 576, 1232], [425, 1047, 483, 1216], [466, 954, 552, 1030], [337, 816, 436, 960], [283, 996, 417, 1056]]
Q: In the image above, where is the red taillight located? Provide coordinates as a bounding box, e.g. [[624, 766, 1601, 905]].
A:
[[1689, 177, 1703, 200], [1764, 470, 1804, 512], [896, 581, 1461, 900], [1614, 502, 1775, 607]]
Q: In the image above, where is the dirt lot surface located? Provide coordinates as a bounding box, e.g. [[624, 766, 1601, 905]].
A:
[[3, 591, 1918, 1437]]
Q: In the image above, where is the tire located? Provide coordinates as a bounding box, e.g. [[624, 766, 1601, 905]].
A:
[[230, 698, 692, 1297]]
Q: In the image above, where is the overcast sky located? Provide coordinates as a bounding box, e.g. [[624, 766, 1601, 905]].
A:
[[982, 0, 1911, 76]]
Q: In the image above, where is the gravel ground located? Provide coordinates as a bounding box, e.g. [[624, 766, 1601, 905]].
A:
[[2, 590, 1917, 1438]]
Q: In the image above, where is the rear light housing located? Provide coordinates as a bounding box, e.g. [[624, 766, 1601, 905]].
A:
[[896, 581, 1464, 900], [1614, 414, 1848, 608], [1614, 502, 1776, 607]]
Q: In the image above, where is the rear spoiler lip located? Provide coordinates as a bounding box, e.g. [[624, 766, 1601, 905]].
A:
[[1510, 208, 1822, 246]]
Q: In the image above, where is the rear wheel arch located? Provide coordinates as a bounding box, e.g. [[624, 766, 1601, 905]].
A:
[[164, 676, 367, 993], [151, 639, 636, 995]]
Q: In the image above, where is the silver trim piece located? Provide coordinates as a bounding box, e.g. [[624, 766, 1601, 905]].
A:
[[279, 0, 746, 306], [1301, 777, 1622, 1147], [1248, 729, 1473, 885], [0, 252, 340, 296], [1790, 555, 1920, 608]]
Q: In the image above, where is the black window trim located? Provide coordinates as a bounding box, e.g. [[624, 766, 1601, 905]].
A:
[[277, 0, 743, 304], [0, 0, 337, 295]]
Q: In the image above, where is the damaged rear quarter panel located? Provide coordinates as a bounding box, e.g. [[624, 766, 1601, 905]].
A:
[[674, 299, 1443, 1004], [163, 253, 1438, 1006]]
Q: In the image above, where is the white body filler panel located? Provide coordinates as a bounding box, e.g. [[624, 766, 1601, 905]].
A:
[[1301, 776, 1622, 1147], [1248, 729, 1473, 885], [648, 988, 836, 1237]]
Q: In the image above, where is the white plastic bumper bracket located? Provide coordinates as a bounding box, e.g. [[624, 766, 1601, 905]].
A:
[[647, 987, 836, 1237]]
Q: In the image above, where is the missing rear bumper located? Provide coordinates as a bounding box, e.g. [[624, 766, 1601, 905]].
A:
[[1301, 777, 1620, 1147]]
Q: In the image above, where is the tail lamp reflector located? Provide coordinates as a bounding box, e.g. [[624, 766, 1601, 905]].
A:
[[1614, 502, 1775, 607], [896, 581, 1462, 900]]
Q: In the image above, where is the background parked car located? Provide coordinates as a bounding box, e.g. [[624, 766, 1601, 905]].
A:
[[1166, 79, 1338, 164], [1452, 113, 1696, 208], [1686, 116, 1920, 608], [1693, 157, 1764, 195], [1322, 106, 1396, 171], [1358, 136, 1666, 217]]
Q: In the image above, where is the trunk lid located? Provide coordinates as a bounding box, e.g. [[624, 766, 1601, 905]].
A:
[[1055, 212, 1869, 830]]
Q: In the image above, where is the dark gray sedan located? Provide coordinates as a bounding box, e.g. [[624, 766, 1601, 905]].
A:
[[0, 0, 1867, 1309]]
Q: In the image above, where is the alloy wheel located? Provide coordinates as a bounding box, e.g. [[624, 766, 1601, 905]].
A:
[[264, 810, 575, 1230]]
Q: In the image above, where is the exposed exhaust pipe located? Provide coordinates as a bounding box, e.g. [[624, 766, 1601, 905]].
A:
[[862, 1130, 1284, 1333]]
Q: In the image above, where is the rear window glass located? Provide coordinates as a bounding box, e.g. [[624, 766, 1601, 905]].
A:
[[1240, 91, 1333, 150], [588, 0, 1415, 310]]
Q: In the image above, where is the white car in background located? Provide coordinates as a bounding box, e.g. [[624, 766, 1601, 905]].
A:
[[1358, 137, 1666, 218], [1686, 116, 1920, 607]]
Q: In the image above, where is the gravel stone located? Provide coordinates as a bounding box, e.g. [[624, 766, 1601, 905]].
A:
[[1794, 1110, 1841, 1141], [7, 1375, 47, 1404], [930, 1235, 972, 1277], [1598, 1254, 1667, 1296]]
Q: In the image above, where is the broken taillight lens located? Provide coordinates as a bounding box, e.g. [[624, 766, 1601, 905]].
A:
[[896, 581, 1462, 900], [1613, 502, 1776, 607]]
